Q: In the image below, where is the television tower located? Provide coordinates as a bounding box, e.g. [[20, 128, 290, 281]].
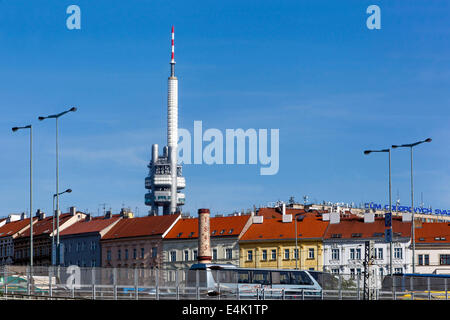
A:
[[145, 26, 186, 215]]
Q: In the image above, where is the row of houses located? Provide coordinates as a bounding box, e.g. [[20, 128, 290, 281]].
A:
[[1, 206, 450, 277]]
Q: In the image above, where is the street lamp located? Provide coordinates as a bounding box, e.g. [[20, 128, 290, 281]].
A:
[[51, 188, 72, 265], [364, 148, 393, 276], [11, 125, 33, 267], [392, 138, 432, 273], [294, 212, 304, 270], [38, 106, 77, 265]]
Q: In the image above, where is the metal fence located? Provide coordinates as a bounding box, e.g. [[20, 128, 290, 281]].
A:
[[0, 265, 449, 300]]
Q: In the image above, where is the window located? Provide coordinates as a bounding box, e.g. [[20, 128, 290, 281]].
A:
[[308, 248, 314, 259], [394, 248, 403, 259], [294, 248, 299, 260], [350, 248, 355, 260], [440, 254, 450, 265], [76, 242, 80, 252], [394, 268, 402, 274], [331, 248, 340, 260], [107, 250, 111, 261], [133, 248, 137, 260], [184, 250, 189, 261], [141, 248, 145, 259], [212, 249, 217, 260], [118, 249, 121, 260], [356, 248, 361, 260], [262, 250, 267, 261], [226, 249, 232, 260], [425, 254, 430, 265], [152, 247, 157, 258], [252, 270, 270, 285], [418, 254, 424, 266], [247, 250, 253, 261], [379, 268, 384, 277], [377, 248, 383, 260], [331, 268, 340, 275], [125, 249, 129, 260], [271, 249, 277, 260], [284, 249, 290, 260], [271, 271, 290, 285], [237, 270, 250, 284], [193, 250, 198, 260], [170, 251, 176, 262]]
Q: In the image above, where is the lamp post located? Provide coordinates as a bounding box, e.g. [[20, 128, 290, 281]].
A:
[[51, 188, 72, 265], [294, 213, 303, 270], [39, 107, 77, 265], [12, 125, 33, 267], [364, 148, 393, 276], [392, 138, 432, 274]]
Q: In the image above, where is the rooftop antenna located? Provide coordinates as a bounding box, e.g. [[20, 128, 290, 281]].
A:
[[99, 203, 108, 215], [420, 192, 424, 209]]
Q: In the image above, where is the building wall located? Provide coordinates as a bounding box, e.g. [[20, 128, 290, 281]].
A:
[[101, 236, 164, 269], [415, 245, 450, 274], [0, 237, 14, 265], [13, 234, 52, 266], [322, 238, 412, 277], [239, 240, 324, 271], [61, 233, 102, 267], [162, 237, 240, 281]]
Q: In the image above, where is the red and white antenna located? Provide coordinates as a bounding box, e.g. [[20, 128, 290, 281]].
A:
[[171, 25, 175, 64]]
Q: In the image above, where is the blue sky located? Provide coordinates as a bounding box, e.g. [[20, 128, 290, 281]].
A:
[[0, 0, 449, 217]]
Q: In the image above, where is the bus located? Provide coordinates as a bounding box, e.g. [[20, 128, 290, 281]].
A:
[[187, 263, 322, 298]]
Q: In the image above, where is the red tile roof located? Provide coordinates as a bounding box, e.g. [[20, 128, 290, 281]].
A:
[[19, 213, 74, 237], [415, 222, 450, 244], [256, 207, 306, 219], [324, 216, 411, 240], [240, 212, 329, 241], [0, 218, 35, 238], [102, 214, 180, 240], [60, 215, 121, 236], [165, 215, 251, 239]]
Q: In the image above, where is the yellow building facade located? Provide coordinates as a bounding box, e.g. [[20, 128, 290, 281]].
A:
[[238, 211, 329, 270], [239, 240, 324, 271]]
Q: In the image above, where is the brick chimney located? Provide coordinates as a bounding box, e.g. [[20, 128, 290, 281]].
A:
[[197, 208, 212, 264]]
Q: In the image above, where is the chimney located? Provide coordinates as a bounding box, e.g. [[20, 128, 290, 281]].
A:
[[402, 212, 412, 222], [364, 212, 375, 223], [105, 210, 112, 219], [282, 214, 293, 223], [330, 212, 340, 224], [322, 213, 330, 221], [70, 206, 77, 216], [282, 203, 286, 215], [20, 212, 26, 220], [197, 208, 212, 264], [85, 213, 91, 222], [36, 209, 45, 221], [253, 216, 264, 224], [120, 208, 133, 219]]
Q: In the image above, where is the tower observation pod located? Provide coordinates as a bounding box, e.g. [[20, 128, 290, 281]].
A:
[[145, 26, 186, 215]]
